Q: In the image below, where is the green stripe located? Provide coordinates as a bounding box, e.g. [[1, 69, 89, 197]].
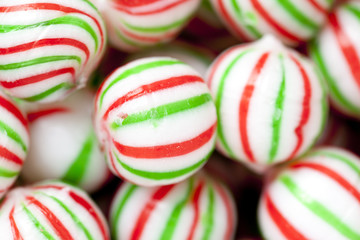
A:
[[62, 131, 95, 185], [0, 168, 18, 178], [215, 49, 253, 159], [116, 29, 148, 48], [122, 14, 192, 33], [111, 93, 213, 128], [23, 204, 56, 240], [308, 150, 360, 175], [345, 4, 360, 21], [23, 82, 73, 102], [0, 16, 99, 51], [38, 193, 94, 240], [99, 59, 183, 108], [0, 55, 81, 71], [230, 0, 262, 37], [310, 41, 360, 114], [277, 0, 318, 29], [111, 184, 138, 238], [281, 175, 360, 239], [160, 178, 194, 240], [0, 121, 27, 151], [201, 185, 215, 240], [269, 55, 286, 163], [114, 150, 212, 180]]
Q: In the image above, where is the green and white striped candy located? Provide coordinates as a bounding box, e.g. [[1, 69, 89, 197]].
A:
[[258, 147, 360, 240], [210, 0, 334, 45], [310, 1, 360, 119], [0, 91, 29, 198], [94, 57, 217, 186], [0, 181, 110, 240], [21, 89, 110, 193], [110, 172, 236, 240], [207, 35, 327, 172], [0, 0, 106, 103], [100, 0, 201, 52]]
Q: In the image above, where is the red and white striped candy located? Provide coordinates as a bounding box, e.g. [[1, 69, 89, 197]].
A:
[[258, 147, 360, 240], [100, 0, 201, 52], [0, 0, 106, 103], [207, 35, 327, 172], [0, 181, 110, 240], [0, 91, 29, 198], [110, 173, 236, 240], [21, 89, 110, 193], [210, 0, 334, 45], [310, 1, 360, 119], [94, 57, 217, 186]]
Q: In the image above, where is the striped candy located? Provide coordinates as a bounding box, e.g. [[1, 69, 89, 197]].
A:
[[207, 35, 327, 172], [210, 0, 334, 45], [310, 1, 360, 119], [0, 181, 110, 240], [0, 0, 106, 103], [94, 57, 217, 186], [21, 89, 110, 193], [127, 41, 215, 77], [258, 147, 360, 240], [110, 173, 236, 240], [101, 0, 201, 52], [0, 91, 29, 198]]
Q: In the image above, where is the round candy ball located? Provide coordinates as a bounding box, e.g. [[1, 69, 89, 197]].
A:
[[210, 0, 334, 45], [0, 181, 110, 239], [207, 35, 327, 172], [94, 57, 217, 186], [21, 89, 110, 193], [110, 173, 237, 240], [310, 0, 360, 119], [99, 0, 201, 52], [0, 91, 29, 198], [258, 147, 360, 240], [0, 0, 106, 103]]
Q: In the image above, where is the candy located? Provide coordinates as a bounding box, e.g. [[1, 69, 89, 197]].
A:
[[99, 0, 201, 52], [0, 0, 106, 103], [21, 89, 110, 193], [258, 147, 360, 240], [0, 181, 110, 239], [0, 91, 29, 198], [110, 173, 236, 240], [207, 35, 327, 172], [210, 0, 334, 45], [310, 0, 360, 119], [94, 57, 217, 186]]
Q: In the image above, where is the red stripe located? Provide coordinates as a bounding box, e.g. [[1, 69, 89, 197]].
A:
[[113, 0, 184, 16], [239, 53, 270, 163], [215, 183, 235, 240], [109, 150, 133, 183], [329, 13, 360, 90], [103, 75, 204, 120], [113, 123, 216, 158], [265, 194, 307, 240], [26, 196, 73, 240], [0, 3, 104, 50], [69, 191, 109, 240], [118, 24, 177, 42], [307, 0, 327, 14], [130, 185, 175, 240], [27, 108, 69, 123], [288, 55, 311, 160], [290, 162, 360, 203], [0, 95, 28, 129], [216, 0, 251, 41], [0, 146, 23, 165], [187, 181, 205, 240], [33, 185, 64, 191], [1, 67, 75, 89], [250, 0, 302, 42], [0, 38, 89, 62], [9, 206, 23, 240]]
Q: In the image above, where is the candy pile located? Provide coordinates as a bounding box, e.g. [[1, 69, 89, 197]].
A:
[[0, 0, 359, 239]]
